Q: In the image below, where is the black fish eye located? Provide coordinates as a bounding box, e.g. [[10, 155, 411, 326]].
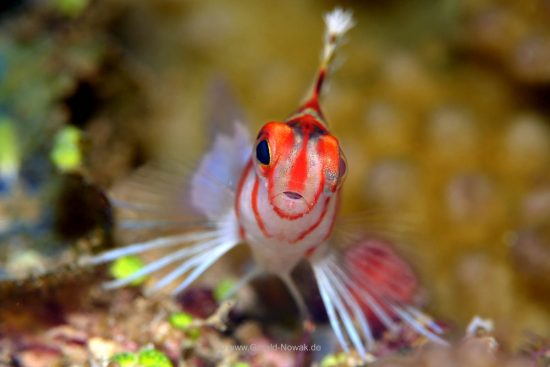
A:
[[256, 139, 270, 165]]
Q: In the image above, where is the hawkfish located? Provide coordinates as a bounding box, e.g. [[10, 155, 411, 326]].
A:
[[83, 8, 446, 359]]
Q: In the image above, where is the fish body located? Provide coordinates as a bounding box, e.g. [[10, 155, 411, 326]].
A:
[[233, 11, 349, 276], [86, 8, 446, 359]]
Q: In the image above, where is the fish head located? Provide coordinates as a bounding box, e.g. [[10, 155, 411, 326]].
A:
[[252, 113, 346, 218]]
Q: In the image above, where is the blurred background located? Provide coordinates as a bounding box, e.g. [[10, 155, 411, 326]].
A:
[[0, 0, 549, 365]]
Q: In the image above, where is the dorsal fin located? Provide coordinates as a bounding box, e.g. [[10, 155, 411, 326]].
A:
[[295, 8, 355, 124]]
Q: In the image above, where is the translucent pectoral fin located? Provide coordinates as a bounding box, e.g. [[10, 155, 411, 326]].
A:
[[87, 81, 250, 296], [189, 119, 251, 220], [186, 78, 252, 220], [108, 81, 251, 233]]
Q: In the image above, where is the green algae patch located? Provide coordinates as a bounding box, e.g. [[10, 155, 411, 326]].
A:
[[214, 278, 236, 302], [169, 311, 201, 340], [0, 117, 19, 182], [53, 0, 89, 17], [321, 352, 349, 367], [50, 126, 83, 172], [109, 256, 145, 286], [111, 349, 172, 367], [137, 348, 172, 367], [110, 352, 138, 367], [169, 311, 194, 329]]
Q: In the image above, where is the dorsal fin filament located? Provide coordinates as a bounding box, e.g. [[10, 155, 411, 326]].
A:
[[295, 8, 355, 125]]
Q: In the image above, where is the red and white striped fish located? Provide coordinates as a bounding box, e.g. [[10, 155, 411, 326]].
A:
[[84, 8, 446, 359]]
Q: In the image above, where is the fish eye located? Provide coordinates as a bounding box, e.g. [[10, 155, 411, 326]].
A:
[[338, 156, 347, 178], [256, 139, 270, 165]]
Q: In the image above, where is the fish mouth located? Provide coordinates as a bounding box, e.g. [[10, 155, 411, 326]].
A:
[[271, 191, 311, 218], [283, 191, 303, 200]]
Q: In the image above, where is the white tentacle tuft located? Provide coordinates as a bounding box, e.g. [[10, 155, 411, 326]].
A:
[[322, 8, 354, 65], [325, 8, 355, 38]]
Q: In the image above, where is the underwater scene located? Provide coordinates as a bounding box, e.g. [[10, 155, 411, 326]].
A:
[[0, 0, 549, 366]]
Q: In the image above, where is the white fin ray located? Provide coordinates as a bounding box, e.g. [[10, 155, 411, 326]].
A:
[[317, 269, 363, 355], [312, 235, 448, 355], [170, 239, 236, 295], [347, 257, 448, 345], [328, 258, 398, 332], [313, 263, 350, 353], [90, 206, 240, 293], [102, 236, 224, 289], [325, 260, 375, 348], [320, 262, 370, 357], [144, 236, 235, 295], [118, 218, 215, 231], [80, 231, 219, 266], [389, 303, 449, 345], [146, 253, 207, 294], [406, 305, 444, 334]]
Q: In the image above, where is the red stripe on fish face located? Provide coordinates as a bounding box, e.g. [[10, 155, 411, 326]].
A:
[[270, 178, 324, 220], [252, 174, 270, 238], [283, 115, 327, 194], [286, 133, 308, 194], [235, 160, 253, 240], [290, 197, 331, 244], [269, 123, 326, 220], [266, 130, 312, 220], [251, 187, 334, 244]]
